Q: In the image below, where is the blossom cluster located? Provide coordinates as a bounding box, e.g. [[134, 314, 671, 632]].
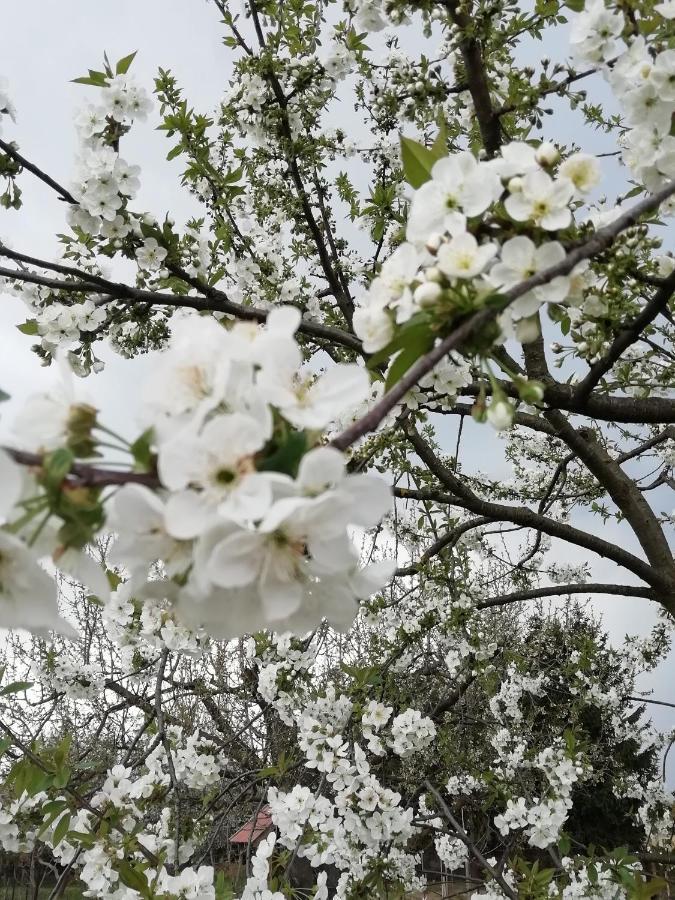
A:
[[106, 308, 392, 638], [571, 0, 675, 193], [68, 74, 150, 235], [353, 141, 598, 355], [0, 306, 393, 640]]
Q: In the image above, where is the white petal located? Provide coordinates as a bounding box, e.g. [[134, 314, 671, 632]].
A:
[[207, 530, 263, 587], [0, 533, 76, 637], [266, 305, 301, 336], [259, 570, 303, 621], [0, 450, 22, 521], [164, 489, 212, 540], [299, 364, 370, 429], [157, 430, 203, 491], [350, 559, 396, 598], [219, 473, 274, 523], [57, 548, 110, 603], [308, 532, 357, 574], [201, 412, 267, 460], [338, 474, 392, 527], [176, 583, 263, 638], [296, 447, 345, 494], [501, 236, 535, 272], [109, 484, 164, 533]]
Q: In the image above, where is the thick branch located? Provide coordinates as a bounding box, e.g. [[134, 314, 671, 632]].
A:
[[0, 261, 362, 353], [440, 1, 502, 156], [476, 582, 655, 610], [4, 448, 159, 489], [521, 334, 675, 598], [404, 425, 667, 594]]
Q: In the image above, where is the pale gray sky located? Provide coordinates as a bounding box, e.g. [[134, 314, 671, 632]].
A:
[[0, 2, 673, 771]]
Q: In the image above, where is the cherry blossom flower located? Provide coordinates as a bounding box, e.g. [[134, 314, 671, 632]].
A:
[[135, 237, 167, 271], [489, 236, 569, 318], [406, 152, 502, 245], [436, 232, 498, 280], [504, 170, 573, 231]]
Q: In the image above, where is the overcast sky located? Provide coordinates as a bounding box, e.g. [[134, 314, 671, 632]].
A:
[[0, 2, 673, 771]]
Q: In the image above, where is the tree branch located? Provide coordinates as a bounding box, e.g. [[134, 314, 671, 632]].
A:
[[332, 178, 675, 451], [404, 425, 668, 595], [476, 582, 655, 610], [573, 269, 675, 404]]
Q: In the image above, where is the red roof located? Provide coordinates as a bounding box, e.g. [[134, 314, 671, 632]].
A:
[[230, 805, 273, 844]]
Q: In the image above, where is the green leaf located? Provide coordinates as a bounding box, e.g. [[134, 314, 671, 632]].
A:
[[118, 861, 149, 896], [258, 429, 308, 478], [385, 329, 435, 392], [42, 448, 75, 488], [166, 143, 184, 161], [37, 800, 70, 837], [52, 766, 71, 789], [67, 830, 95, 848], [72, 70, 108, 87], [26, 765, 52, 797], [17, 319, 38, 336], [130, 428, 155, 472], [431, 115, 448, 159], [116, 51, 137, 75], [367, 313, 433, 370], [0, 388, 10, 403], [53, 734, 72, 769], [400, 136, 439, 189], [52, 812, 72, 846], [42, 800, 69, 815], [0, 681, 32, 697], [106, 569, 123, 590]]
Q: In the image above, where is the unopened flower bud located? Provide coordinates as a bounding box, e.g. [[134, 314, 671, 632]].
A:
[[414, 282, 442, 307], [535, 141, 559, 166], [657, 255, 675, 277], [515, 316, 540, 344], [425, 233, 443, 253], [471, 399, 487, 423], [425, 266, 443, 283], [516, 378, 545, 404], [68, 403, 97, 435], [486, 399, 514, 431], [507, 176, 523, 193]]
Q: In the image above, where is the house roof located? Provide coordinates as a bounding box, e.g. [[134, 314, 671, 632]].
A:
[[230, 805, 273, 845]]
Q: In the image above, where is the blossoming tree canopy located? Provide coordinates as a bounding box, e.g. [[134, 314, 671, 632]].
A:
[[0, 0, 674, 896]]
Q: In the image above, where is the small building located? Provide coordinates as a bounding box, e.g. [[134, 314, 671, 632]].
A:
[[230, 805, 274, 849]]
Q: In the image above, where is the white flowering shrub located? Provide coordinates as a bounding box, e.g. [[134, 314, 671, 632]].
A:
[[0, 0, 674, 897]]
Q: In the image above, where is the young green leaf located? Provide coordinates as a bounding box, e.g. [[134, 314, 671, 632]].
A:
[[116, 51, 138, 75], [400, 136, 438, 189]]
